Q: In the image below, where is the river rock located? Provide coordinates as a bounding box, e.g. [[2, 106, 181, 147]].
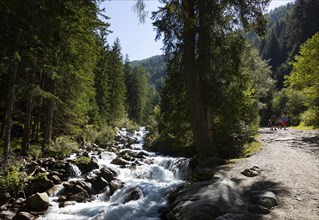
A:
[[163, 178, 244, 220], [100, 166, 118, 181], [12, 212, 34, 220], [247, 204, 270, 214], [215, 213, 245, 220], [123, 187, 144, 203], [26, 192, 49, 212], [76, 180, 92, 194], [241, 166, 261, 177], [76, 157, 99, 174], [24, 175, 54, 196], [111, 157, 130, 166], [250, 190, 278, 209], [48, 174, 61, 184], [67, 191, 89, 202], [86, 175, 108, 194], [0, 210, 15, 220], [109, 179, 124, 195], [59, 201, 77, 208], [0, 192, 11, 205]]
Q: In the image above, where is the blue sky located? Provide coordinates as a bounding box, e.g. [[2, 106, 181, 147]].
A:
[[101, 0, 295, 61]]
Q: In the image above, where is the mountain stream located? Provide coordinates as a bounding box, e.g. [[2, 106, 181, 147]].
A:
[[39, 127, 189, 220]]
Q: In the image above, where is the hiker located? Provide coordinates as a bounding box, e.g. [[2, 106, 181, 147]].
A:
[[281, 113, 288, 130], [270, 114, 277, 131], [277, 116, 282, 129]]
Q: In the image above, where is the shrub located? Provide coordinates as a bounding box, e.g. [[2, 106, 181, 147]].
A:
[[75, 156, 90, 165], [0, 163, 24, 196], [300, 108, 319, 128], [43, 136, 79, 159]]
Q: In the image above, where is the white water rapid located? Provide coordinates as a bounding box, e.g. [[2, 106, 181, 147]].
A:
[[40, 127, 189, 220]]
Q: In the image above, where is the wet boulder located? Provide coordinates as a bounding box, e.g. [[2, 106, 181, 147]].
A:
[[48, 174, 61, 184], [111, 157, 130, 166], [76, 180, 92, 195], [109, 179, 124, 195], [26, 192, 49, 212], [123, 187, 144, 203], [0, 210, 15, 220], [86, 175, 108, 194], [59, 201, 77, 208], [75, 156, 99, 174], [99, 166, 118, 181], [24, 175, 54, 196], [67, 191, 89, 203], [0, 192, 11, 205], [12, 212, 34, 220], [62, 180, 92, 197]]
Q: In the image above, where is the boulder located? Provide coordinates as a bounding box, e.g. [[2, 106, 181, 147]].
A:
[[111, 157, 130, 166], [241, 166, 261, 177], [12, 212, 34, 220], [123, 187, 143, 203], [0, 210, 15, 220], [76, 180, 92, 195], [59, 201, 77, 208], [109, 179, 124, 195], [24, 175, 54, 196], [100, 166, 118, 182], [250, 190, 278, 209], [247, 204, 270, 214], [26, 192, 49, 212], [76, 157, 99, 174], [48, 175, 61, 184], [163, 178, 244, 220], [67, 192, 89, 202], [86, 176, 108, 194], [0, 192, 11, 205]]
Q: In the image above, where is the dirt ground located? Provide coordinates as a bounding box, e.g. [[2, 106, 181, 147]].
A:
[[217, 127, 319, 220]]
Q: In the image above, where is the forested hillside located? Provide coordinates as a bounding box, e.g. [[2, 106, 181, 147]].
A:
[[131, 55, 166, 91], [248, 0, 319, 89], [0, 0, 156, 165], [248, 0, 319, 127]]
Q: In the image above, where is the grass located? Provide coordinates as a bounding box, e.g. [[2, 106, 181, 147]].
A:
[[242, 140, 263, 157], [226, 138, 263, 165], [291, 123, 318, 131]]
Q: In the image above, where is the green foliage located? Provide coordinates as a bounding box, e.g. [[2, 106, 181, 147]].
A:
[[0, 163, 24, 196], [78, 124, 116, 146], [130, 55, 166, 91], [300, 108, 319, 127], [95, 125, 116, 146], [285, 32, 319, 127], [249, 0, 319, 90], [75, 156, 91, 165], [43, 136, 79, 159], [242, 139, 263, 158], [29, 144, 42, 159]]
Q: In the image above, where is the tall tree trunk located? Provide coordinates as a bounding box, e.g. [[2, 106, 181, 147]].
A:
[[3, 58, 18, 164], [198, 0, 217, 155], [0, 68, 9, 140], [42, 78, 56, 152], [2, 30, 20, 164], [182, 0, 212, 161], [22, 59, 36, 155]]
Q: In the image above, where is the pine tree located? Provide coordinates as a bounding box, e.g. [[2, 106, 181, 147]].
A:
[[108, 39, 126, 123]]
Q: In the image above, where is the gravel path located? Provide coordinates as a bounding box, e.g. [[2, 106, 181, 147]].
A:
[[217, 128, 319, 220]]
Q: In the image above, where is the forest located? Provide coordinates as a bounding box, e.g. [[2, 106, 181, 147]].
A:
[[0, 0, 318, 219]]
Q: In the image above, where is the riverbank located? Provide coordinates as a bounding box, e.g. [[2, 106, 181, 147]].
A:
[[162, 128, 319, 219]]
